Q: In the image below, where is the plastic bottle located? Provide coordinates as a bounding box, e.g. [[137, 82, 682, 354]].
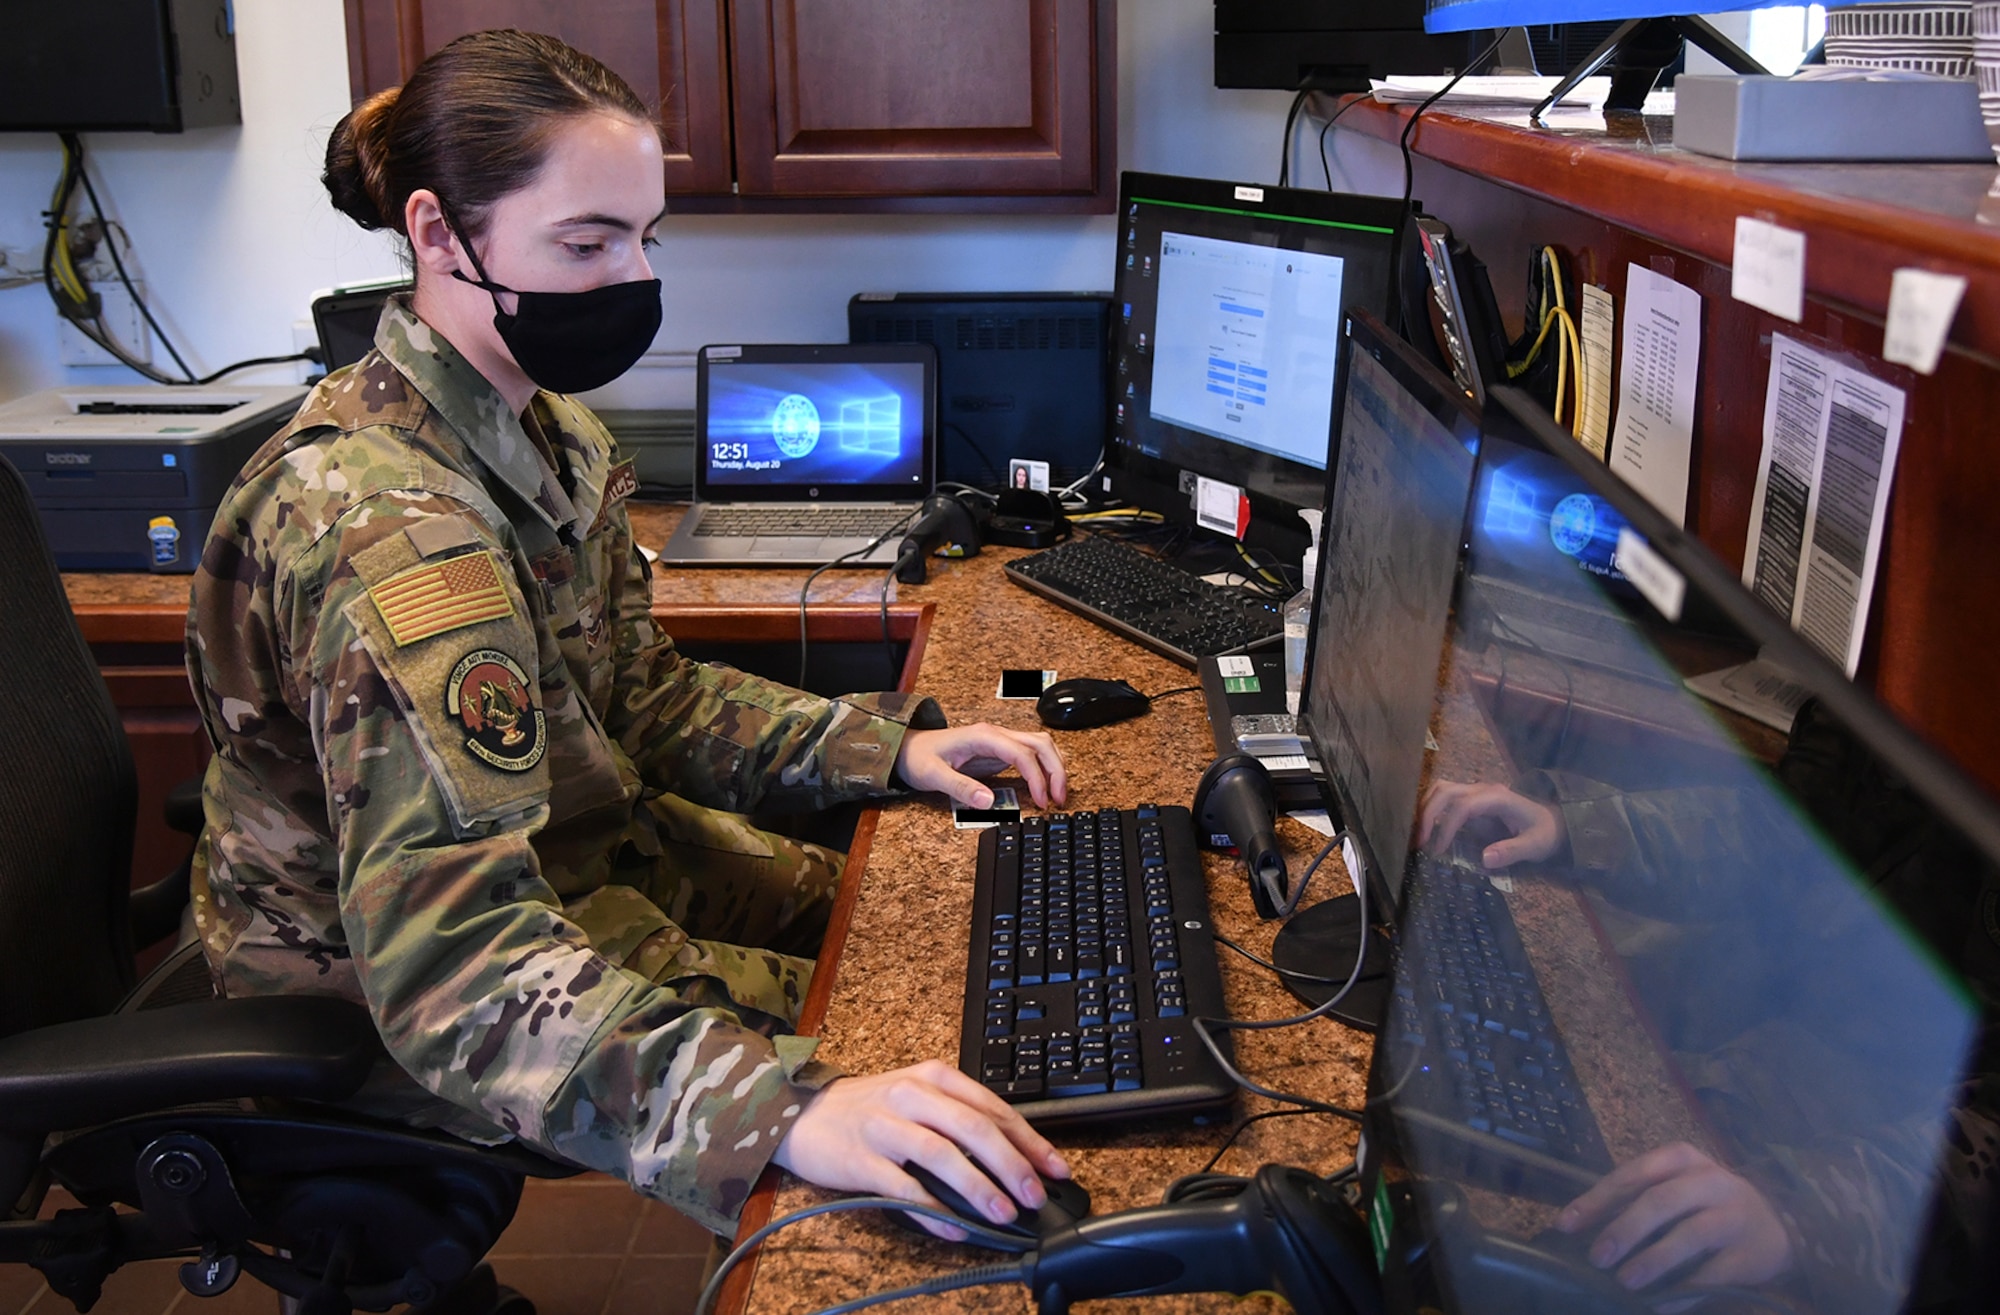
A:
[[1283, 508, 1322, 716]]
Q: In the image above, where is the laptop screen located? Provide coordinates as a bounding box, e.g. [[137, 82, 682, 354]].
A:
[[1360, 386, 1999, 1315], [698, 345, 934, 498]]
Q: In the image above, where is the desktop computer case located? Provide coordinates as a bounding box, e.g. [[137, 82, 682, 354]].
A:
[[848, 292, 1111, 489]]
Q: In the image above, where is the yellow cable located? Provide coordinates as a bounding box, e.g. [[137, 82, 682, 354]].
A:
[[47, 140, 90, 306], [1234, 537, 1284, 588]]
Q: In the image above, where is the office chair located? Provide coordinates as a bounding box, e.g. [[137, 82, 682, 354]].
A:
[[0, 454, 576, 1315]]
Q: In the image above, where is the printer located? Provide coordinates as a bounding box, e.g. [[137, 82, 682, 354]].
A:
[[0, 384, 305, 572]]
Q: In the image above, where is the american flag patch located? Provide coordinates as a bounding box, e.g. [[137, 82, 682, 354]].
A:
[[368, 551, 515, 646]]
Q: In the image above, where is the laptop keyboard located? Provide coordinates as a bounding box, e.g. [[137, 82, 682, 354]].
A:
[[692, 506, 913, 538]]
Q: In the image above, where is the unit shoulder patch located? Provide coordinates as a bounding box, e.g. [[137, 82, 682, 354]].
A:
[[446, 649, 546, 772], [368, 550, 515, 647]]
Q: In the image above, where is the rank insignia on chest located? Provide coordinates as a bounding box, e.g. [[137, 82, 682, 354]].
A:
[[447, 649, 547, 771], [368, 550, 515, 646]]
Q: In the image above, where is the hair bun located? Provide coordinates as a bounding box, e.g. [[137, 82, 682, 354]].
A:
[[323, 88, 401, 232]]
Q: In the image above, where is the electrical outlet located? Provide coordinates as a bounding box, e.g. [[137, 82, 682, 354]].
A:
[[59, 279, 151, 367]]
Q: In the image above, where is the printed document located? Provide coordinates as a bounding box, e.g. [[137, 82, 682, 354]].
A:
[[1742, 335, 1907, 676], [1608, 265, 1702, 526]]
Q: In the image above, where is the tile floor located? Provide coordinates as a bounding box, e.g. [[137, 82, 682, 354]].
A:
[[12, 1175, 717, 1315]]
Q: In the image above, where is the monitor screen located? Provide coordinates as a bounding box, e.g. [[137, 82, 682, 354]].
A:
[[1107, 171, 1406, 563], [696, 345, 933, 496], [1361, 385, 2000, 1315], [1303, 311, 1479, 907]]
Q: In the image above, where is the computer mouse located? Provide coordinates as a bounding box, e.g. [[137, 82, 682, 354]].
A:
[[891, 1158, 1092, 1249], [1035, 678, 1150, 730]]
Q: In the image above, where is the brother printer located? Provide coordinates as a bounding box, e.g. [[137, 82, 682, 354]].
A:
[[0, 385, 305, 572]]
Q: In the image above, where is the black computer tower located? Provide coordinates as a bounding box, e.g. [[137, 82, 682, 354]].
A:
[[848, 292, 1111, 489], [0, 0, 241, 133]]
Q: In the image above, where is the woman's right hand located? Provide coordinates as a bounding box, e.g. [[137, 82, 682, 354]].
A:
[[1419, 780, 1566, 869], [772, 1060, 1069, 1240]]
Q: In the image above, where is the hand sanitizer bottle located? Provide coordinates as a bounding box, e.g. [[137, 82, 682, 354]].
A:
[[1283, 508, 1322, 716]]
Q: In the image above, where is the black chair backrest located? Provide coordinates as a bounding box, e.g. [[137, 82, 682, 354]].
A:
[[0, 454, 137, 1038]]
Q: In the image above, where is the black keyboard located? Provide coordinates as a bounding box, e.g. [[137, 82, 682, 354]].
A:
[[1384, 856, 1614, 1202], [958, 805, 1236, 1126], [1004, 535, 1284, 667]]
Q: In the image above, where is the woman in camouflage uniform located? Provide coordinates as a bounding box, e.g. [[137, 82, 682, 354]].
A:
[[185, 29, 1067, 1240]]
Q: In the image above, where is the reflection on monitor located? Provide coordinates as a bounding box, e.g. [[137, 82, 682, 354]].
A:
[[1362, 385, 2000, 1315], [1303, 312, 1479, 905], [1107, 171, 1407, 563], [702, 360, 928, 489]]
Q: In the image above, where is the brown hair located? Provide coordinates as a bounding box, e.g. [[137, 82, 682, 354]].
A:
[[323, 29, 656, 240]]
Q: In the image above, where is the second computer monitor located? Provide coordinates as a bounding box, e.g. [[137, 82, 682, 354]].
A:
[[1303, 310, 1480, 908], [1106, 171, 1407, 563]]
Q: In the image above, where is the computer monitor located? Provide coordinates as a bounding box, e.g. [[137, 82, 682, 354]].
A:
[[1274, 310, 1479, 1027], [1360, 385, 2000, 1315], [1106, 171, 1407, 565]]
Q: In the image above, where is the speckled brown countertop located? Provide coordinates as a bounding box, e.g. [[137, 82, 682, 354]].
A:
[[723, 533, 1373, 1315], [64, 505, 1692, 1314]]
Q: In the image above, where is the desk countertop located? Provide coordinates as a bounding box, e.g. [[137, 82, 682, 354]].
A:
[[60, 504, 1373, 1315]]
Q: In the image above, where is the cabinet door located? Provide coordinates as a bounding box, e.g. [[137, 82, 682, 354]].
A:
[[343, 0, 732, 195], [727, 0, 1112, 205]]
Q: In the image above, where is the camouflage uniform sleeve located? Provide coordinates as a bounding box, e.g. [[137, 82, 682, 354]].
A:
[[598, 503, 945, 813], [1518, 769, 1769, 920], [1753, 1088, 1999, 1315], [301, 496, 833, 1234]]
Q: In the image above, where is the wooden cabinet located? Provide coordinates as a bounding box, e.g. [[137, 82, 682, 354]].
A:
[[342, 0, 1114, 211]]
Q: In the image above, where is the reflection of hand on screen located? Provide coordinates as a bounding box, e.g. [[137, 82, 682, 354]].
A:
[[1418, 780, 1565, 868]]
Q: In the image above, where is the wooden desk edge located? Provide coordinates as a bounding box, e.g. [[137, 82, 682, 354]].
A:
[[1336, 95, 2000, 356], [713, 602, 935, 1315]]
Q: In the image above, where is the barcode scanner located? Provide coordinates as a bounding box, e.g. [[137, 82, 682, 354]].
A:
[[1193, 753, 1289, 918]]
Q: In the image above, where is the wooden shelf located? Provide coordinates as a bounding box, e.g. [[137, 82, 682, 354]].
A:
[[1337, 96, 2000, 797], [1341, 96, 2000, 359]]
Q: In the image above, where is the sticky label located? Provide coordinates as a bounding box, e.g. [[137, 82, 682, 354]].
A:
[[1216, 655, 1256, 678], [705, 345, 743, 361], [1194, 475, 1250, 539], [1731, 216, 1806, 323], [1615, 526, 1686, 623], [1223, 675, 1261, 694], [1882, 268, 1966, 375]]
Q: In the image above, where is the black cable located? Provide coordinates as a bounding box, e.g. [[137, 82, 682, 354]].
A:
[[941, 422, 1005, 488], [1143, 685, 1202, 702], [1214, 930, 1348, 986], [1276, 84, 1311, 187], [1389, 35, 1507, 337], [798, 510, 918, 687], [1194, 1108, 1337, 1178], [808, 1262, 1027, 1315], [187, 352, 320, 385], [52, 133, 321, 388], [692, 1196, 1030, 1315], [1188, 834, 1368, 1120], [1317, 94, 1368, 191], [879, 561, 898, 689], [64, 132, 196, 381]]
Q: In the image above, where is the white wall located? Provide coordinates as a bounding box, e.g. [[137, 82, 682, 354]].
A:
[[0, 0, 1313, 411]]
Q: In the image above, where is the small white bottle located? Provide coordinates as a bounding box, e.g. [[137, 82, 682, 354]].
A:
[[1283, 508, 1323, 716]]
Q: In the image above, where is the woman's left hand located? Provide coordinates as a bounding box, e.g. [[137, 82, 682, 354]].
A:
[[896, 725, 1067, 810]]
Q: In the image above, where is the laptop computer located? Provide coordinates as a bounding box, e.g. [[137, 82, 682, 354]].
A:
[[1460, 430, 1673, 685], [657, 343, 937, 567]]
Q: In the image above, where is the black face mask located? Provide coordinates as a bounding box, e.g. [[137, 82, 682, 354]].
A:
[[446, 216, 662, 396]]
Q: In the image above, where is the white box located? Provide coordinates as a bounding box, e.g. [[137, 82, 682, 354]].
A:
[[1675, 73, 1991, 161]]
